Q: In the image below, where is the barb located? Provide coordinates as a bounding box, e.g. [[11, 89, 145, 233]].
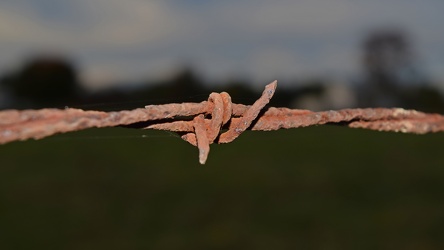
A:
[[1, 80, 443, 164]]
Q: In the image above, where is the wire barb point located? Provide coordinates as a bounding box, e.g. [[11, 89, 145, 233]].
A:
[[1, 80, 443, 164]]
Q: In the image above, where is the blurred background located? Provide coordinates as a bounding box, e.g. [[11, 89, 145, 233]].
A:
[[1, 0, 444, 249], [0, 0, 443, 112]]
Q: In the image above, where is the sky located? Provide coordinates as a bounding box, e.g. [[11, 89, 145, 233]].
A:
[[0, 0, 443, 91]]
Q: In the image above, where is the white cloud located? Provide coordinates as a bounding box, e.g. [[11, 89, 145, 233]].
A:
[[0, 0, 191, 88], [80, 56, 180, 90], [226, 0, 358, 35], [71, 0, 187, 49], [246, 48, 311, 82], [0, 0, 443, 90], [0, 0, 185, 50]]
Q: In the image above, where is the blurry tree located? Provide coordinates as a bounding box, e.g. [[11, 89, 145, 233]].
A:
[[1, 56, 84, 109], [359, 29, 443, 112], [166, 68, 205, 101], [127, 67, 208, 108], [364, 29, 410, 80]]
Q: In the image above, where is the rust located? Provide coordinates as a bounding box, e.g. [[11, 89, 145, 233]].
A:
[[193, 114, 210, 164], [206, 92, 225, 143], [1, 80, 443, 164], [219, 80, 277, 143]]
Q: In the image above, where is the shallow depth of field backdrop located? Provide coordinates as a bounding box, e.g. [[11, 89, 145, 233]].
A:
[[1, 0, 444, 249]]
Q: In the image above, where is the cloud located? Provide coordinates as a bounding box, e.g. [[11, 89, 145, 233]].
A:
[[0, 0, 193, 87], [0, 0, 443, 89], [0, 0, 185, 50]]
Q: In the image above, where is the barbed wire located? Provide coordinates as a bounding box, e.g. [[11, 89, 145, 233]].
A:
[[1, 80, 443, 164]]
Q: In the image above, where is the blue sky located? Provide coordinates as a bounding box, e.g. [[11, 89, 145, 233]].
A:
[[0, 0, 443, 91]]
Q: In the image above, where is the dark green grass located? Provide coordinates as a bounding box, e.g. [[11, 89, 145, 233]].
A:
[[0, 126, 443, 249]]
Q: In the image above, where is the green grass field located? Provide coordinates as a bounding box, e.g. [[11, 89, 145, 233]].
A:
[[1, 126, 443, 249]]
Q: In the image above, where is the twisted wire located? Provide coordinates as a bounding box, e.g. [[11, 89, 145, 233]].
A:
[[1, 80, 443, 164]]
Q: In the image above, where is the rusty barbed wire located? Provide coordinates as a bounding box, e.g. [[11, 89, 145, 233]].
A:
[[1, 80, 443, 164]]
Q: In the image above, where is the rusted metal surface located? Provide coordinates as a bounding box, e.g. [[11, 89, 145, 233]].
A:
[[1, 80, 443, 164]]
